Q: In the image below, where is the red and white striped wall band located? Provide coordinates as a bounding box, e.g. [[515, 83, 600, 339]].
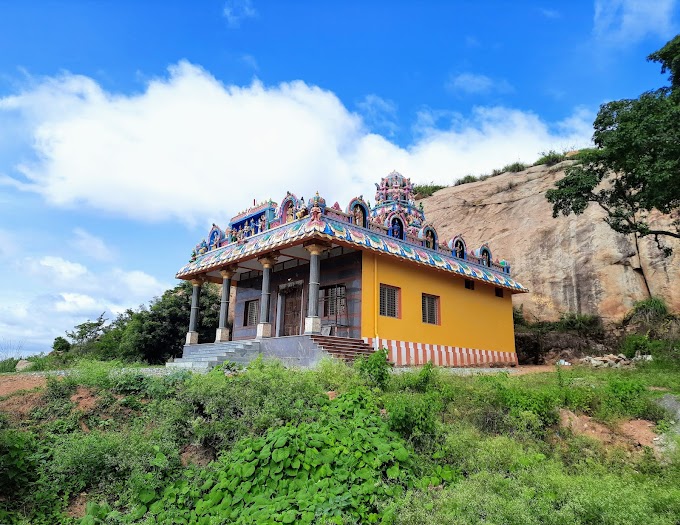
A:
[[362, 338, 517, 367]]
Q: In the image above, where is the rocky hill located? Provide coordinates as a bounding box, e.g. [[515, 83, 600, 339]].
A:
[[422, 161, 680, 323]]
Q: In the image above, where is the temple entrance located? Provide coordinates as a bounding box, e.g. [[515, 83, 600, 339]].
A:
[[282, 288, 303, 336]]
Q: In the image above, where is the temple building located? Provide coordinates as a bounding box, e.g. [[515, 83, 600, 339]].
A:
[[172, 171, 527, 369]]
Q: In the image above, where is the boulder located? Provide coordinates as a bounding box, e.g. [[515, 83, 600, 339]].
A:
[[422, 162, 680, 323], [15, 359, 34, 372]]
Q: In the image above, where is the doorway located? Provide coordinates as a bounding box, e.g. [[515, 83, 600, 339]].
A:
[[281, 286, 303, 336]]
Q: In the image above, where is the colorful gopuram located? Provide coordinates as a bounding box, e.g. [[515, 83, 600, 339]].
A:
[[176, 171, 527, 367]]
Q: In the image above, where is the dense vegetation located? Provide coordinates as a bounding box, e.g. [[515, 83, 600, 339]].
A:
[[1, 344, 679, 524]]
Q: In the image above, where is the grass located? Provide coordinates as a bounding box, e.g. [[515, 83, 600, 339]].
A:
[[1, 355, 679, 524]]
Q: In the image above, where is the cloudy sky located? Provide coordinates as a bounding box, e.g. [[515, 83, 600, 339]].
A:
[[0, 0, 678, 355]]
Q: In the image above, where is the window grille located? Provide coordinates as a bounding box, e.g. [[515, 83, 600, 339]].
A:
[[422, 294, 439, 324], [244, 299, 259, 326], [495, 287, 504, 298], [379, 284, 399, 318], [322, 285, 346, 316], [465, 279, 475, 290]]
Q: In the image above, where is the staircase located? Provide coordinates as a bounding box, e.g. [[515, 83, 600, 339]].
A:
[[310, 335, 375, 363], [166, 340, 261, 371]]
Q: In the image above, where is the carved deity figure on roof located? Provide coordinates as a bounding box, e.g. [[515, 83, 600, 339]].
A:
[[286, 204, 295, 223], [425, 230, 435, 249], [296, 203, 309, 220], [353, 205, 365, 227], [230, 228, 237, 243], [259, 214, 267, 233], [390, 218, 402, 239]]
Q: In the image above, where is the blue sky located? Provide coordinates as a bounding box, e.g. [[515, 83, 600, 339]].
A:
[[0, 0, 678, 355]]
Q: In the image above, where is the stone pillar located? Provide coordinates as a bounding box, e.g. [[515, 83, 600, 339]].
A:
[[256, 255, 277, 338], [304, 244, 324, 334], [185, 278, 203, 345], [215, 268, 235, 342]]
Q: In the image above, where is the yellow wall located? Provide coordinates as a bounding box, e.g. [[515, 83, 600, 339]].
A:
[[361, 252, 516, 353]]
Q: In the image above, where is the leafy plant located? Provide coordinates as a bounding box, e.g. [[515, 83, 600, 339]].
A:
[[138, 390, 411, 524], [355, 348, 391, 390]]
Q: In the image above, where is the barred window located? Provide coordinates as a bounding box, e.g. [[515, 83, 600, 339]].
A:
[[422, 294, 439, 324], [379, 284, 399, 318], [465, 279, 475, 290], [244, 299, 259, 326], [322, 285, 346, 316], [495, 287, 504, 298]]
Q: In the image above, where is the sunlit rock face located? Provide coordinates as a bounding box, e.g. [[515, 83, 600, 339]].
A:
[[421, 161, 680, 323]]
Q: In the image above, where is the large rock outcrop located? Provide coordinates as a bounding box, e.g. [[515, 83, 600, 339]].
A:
[[422, 161, 680, 323]]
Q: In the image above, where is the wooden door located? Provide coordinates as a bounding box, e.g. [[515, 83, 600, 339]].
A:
[[282, 289, 302, 336]]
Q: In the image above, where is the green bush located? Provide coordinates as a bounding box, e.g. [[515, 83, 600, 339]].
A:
[[0, 429, 37, 495], [355, 348, 390, 390], [0, 358, 19, 374], [413, 182, 447, 197], [502, 161, 528, 173], [534, 149, 566, 166], [621, 334, 667, 358], [628, 296, 671, 324], [181, 359, 328, 451], [384, 392, 442, 448], [454, 174, 479, 186], [557, 312, 603, 335]]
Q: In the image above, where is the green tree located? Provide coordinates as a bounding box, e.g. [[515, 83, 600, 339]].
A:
[[121, 282, 220, 364], [51, 336, 71, 353], [65, 312, 108, 354], [546, 35, 680, 253]]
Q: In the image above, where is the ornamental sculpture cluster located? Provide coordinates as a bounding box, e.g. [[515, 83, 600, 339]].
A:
[[189, 171, 511, 273]]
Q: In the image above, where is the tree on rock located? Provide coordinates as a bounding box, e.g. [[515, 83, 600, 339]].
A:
[[547, 35, 680, 254]]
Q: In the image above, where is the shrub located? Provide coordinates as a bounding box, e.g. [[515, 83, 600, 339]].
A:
[[355, 348, 391, 390], [621, 334, 666, 358], [454, 174, 479, 186], [502, 161, 528, 173], [413, 182, 447, 197], [513, 306, 527, 326], [384, 392, 442, 448], [181, 359, 328, 450], [0, 358, 19, 374], [628, 296, 671, 324], [0, 429, 37, 495], [534, 149, 566, 166], [557, 312, 603, 336]]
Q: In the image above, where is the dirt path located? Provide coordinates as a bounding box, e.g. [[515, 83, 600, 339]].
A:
[[0, 374, 46, 397]]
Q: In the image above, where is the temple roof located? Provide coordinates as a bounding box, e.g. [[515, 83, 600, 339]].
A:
[[176, 215, 528, 293]]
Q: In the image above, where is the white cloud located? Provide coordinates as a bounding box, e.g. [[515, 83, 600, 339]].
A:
[[356, 94, 398, 136], [0, 62, 592, 227], [0, 255, 169, 354], [447, 72, 513, 95], [594, 0, 677, 43], [31, 255, 88, 280], [223, 0, 257, 28], [70, 227, 114, 261], [54, 292, 98, 313]]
